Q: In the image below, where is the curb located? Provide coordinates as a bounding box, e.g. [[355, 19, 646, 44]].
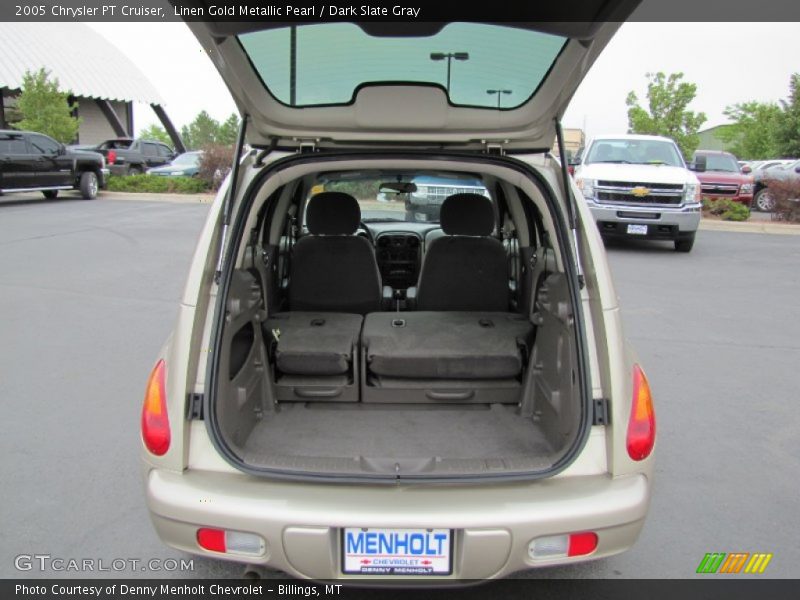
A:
[[99, 191, 216, 204], [699, 218, 800, 236]]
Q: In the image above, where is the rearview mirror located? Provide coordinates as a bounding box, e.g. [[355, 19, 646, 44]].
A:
[[379, 182, 417, 195], [741, 165, 752, 174]]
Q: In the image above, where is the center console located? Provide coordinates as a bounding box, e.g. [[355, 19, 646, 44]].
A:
[[375, 233, 421, 291]]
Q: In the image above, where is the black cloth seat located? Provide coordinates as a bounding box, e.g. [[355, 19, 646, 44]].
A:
[[289, 191, 381, 315], [362, 312, 533, 380], [265, 312, 363, 376], [416, 193, 509, 312]]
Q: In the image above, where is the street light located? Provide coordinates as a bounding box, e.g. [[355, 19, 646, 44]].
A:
[[430, 51, 469, 94], [486, 89, 512, 108]]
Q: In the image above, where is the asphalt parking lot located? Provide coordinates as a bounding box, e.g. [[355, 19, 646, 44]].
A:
[[1, 193, 798, 580]]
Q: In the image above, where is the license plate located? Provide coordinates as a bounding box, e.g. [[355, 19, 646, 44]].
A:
[[342, 528, 452, 576], [627, 224, 648, 235]]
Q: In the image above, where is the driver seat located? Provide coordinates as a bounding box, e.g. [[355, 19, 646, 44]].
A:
[[289, 192, 382, 314]]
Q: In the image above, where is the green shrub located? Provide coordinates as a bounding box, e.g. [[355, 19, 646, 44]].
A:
[[702, 198, 750, 221], [106, 174, 208, 194]]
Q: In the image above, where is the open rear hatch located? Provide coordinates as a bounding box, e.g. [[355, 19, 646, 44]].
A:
[[180, 9, 640, 481]]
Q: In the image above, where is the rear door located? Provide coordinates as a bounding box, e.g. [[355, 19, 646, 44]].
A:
[[0, 133, 33, 189]]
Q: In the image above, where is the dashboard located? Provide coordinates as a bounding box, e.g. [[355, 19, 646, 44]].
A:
[[361, 222, 441, 290]]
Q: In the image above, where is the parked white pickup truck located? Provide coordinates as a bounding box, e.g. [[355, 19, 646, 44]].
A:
[[572, 134, 702, 252]]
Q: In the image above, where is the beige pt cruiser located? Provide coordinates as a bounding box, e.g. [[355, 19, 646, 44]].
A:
[[142, 11, 656, 581]]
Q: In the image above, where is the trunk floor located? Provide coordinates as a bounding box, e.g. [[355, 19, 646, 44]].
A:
[[241, 403, 554, 461]]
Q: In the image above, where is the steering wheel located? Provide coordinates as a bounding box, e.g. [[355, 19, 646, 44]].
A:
[[357, 221, 375, 246]]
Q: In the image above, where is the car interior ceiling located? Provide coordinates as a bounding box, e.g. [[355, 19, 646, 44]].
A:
[[212, 161, 582, 477]]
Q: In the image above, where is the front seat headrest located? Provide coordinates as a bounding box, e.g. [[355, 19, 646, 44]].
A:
[[440, 193, 495, 236], [305, 192, 361, 235]]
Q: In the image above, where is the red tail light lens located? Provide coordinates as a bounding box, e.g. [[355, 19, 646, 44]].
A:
[[141, 359, 170, 455], [197, 528, 226, 553], [107, 150, 117, 165], [567, 532, 598, 557], [627, 364, 656, 460]]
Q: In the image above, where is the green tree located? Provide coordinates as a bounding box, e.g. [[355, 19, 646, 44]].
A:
[[774, 73, 800, 158], [180, 110, 221, 150], [218, 113, 240, 145], [715, 101, 782, 160], [138, 124, 173, 146], [626, 72, 707, 159], [13, 68, 80, 143]]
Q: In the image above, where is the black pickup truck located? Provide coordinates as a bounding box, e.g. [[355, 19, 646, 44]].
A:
[[89, 138, 175, 176], [0, 130, 108, 200]]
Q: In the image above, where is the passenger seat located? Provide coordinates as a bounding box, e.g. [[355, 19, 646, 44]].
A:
[[415, 193, 509, 311]]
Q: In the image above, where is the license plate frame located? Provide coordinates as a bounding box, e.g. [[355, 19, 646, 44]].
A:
[[341, 527, 453, 576]]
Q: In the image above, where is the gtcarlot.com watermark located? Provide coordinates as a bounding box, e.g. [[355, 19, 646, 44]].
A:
[[14, 554, 194, 573]]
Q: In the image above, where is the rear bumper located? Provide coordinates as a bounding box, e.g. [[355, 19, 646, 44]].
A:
[[144, 468, 651, 580], [99, 168, 110, 189], [588, 201, 701, 239]]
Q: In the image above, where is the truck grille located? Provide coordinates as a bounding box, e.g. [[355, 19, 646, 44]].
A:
[[595, 181, 684, 206], [701, 183, 739, 196], [425, 186, 483, 202]]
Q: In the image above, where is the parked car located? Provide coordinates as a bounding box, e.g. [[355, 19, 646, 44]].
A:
[[752, 160, 800, 211], [403, 175, 489, 222], [692, 150, 754, 207], [142, 16, 656, 581], [89, 138, 175, 176], [0, 129, 108, 200], [572, 134, 702, 252], [146, 150, 203, 177], [753, 159, 800, 212]]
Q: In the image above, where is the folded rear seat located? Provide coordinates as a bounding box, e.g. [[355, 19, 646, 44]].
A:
[[361, 312, 534, 403], [264, 312, 362, 401]]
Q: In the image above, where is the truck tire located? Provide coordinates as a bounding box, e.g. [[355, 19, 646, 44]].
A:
[[128, 165, 144, 176], [79, 171, 99, 199], [43, 190, 59, 199], [674, 233, 695, 253]]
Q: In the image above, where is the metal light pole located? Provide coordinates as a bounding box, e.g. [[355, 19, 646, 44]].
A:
[[289, 26, 297, 106], [486, 89, 512, 108], [430, 51, 469, 94]]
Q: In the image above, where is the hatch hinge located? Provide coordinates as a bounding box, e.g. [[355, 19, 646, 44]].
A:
[[482, 140, 508, 155], [592, 398, 610, 426], [187, 393, 205, 420], [296, 139, 319, 153]]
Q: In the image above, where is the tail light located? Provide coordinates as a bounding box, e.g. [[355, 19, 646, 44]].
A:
[[141, 359, 170, 455], [528, 532, 598, 559], [107, 150, 117, 165], [627, 364, 656, 460], [197, 528, 266, 556]]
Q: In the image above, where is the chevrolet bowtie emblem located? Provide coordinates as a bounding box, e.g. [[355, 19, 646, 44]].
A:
[[631, 186, 650, 198]]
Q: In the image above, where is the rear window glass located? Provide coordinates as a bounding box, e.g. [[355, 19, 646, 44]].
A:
[[238, 23, 566, 109], [0, 136, 27, 154]]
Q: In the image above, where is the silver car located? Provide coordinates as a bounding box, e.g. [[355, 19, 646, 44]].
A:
[[142, 15, 655, 581]]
